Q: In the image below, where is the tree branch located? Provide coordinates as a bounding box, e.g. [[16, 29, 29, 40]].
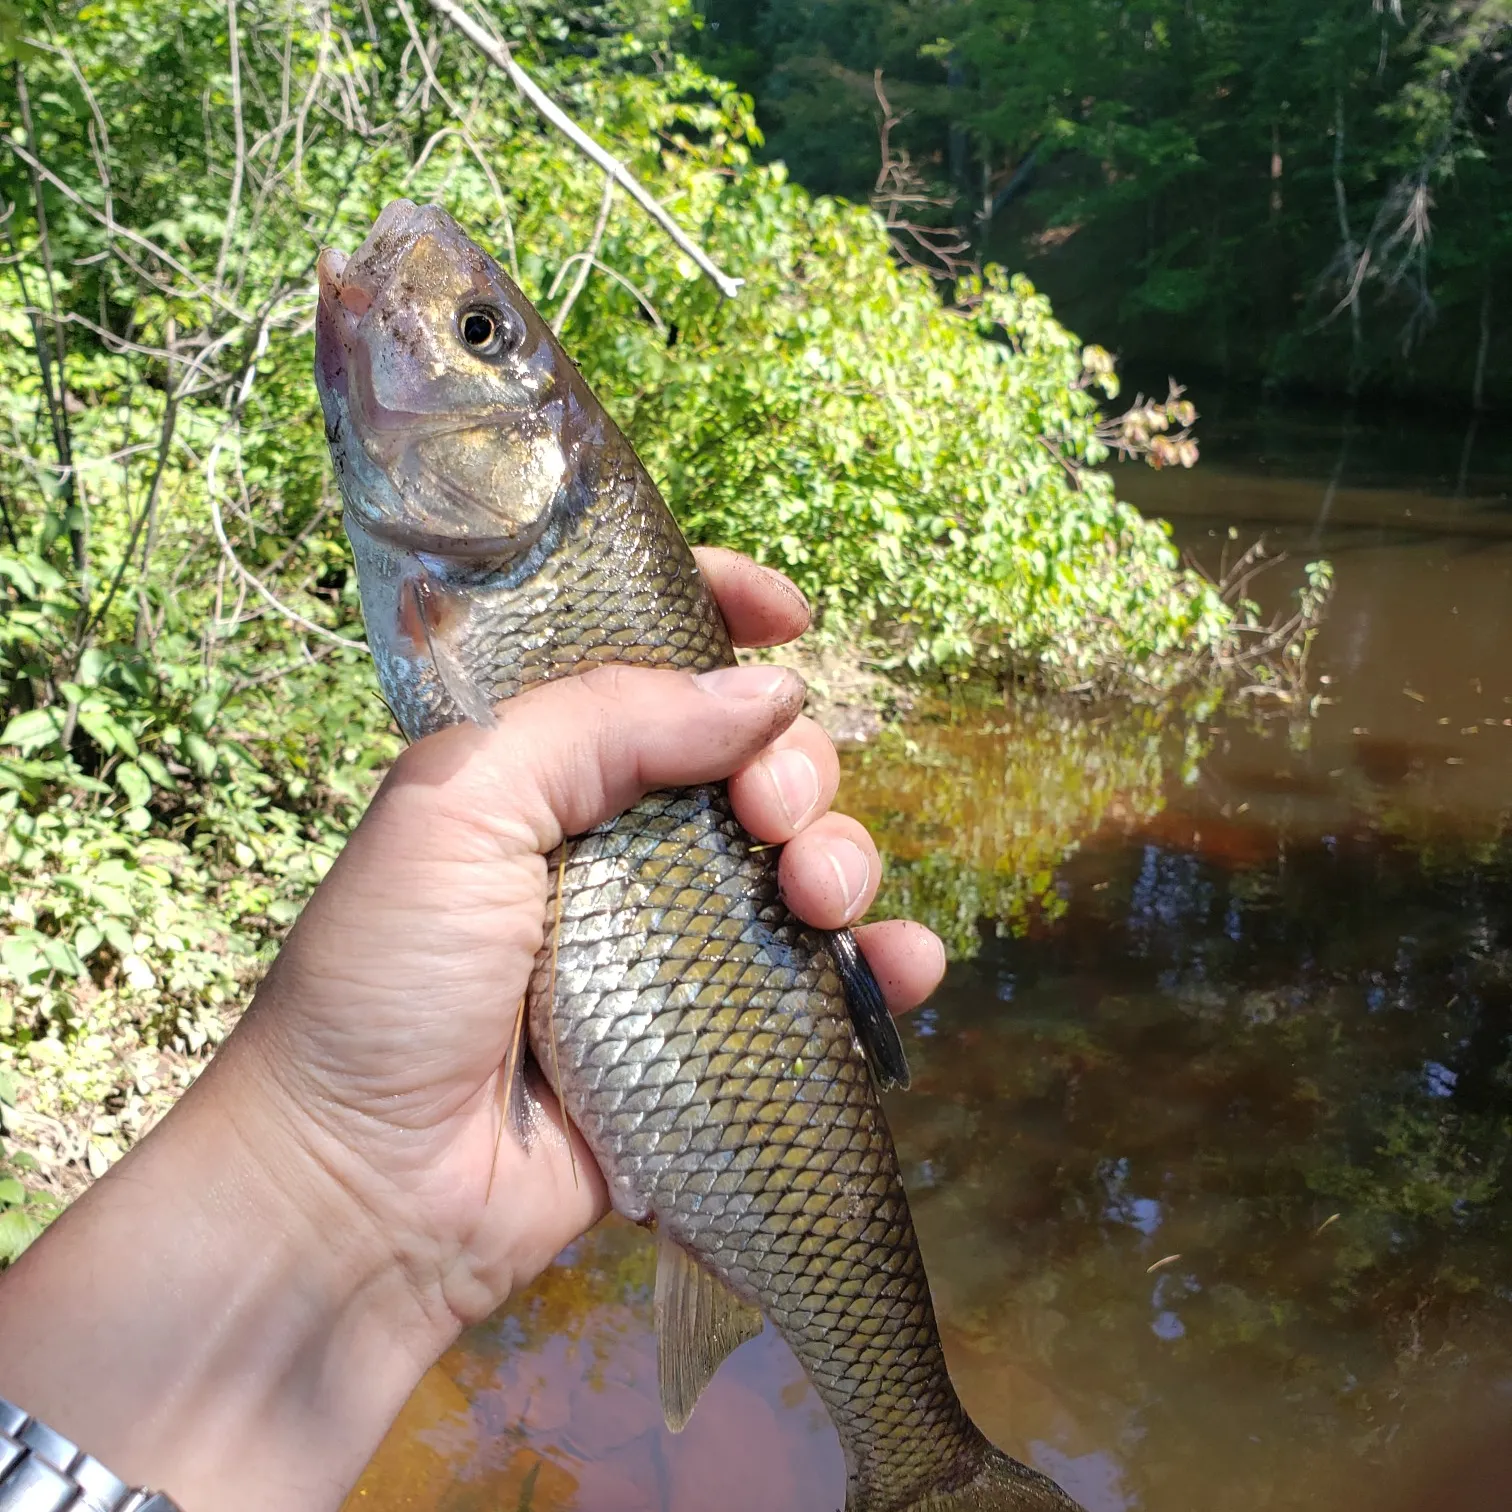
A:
[[2, 139, 249, 320], [423, 0, 744, 299], [213, 0, 247, 292], [12, 68, 81, 590], [549, 170, 615, 333]]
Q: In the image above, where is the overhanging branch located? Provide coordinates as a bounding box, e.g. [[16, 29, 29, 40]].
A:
[[424, 0, 744, 299]]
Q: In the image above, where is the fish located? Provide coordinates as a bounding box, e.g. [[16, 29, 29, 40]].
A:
[[314, 198, 1083, 1512]]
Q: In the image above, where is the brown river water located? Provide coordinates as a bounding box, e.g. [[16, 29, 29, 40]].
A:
[[346, 411, 1512, 1512]]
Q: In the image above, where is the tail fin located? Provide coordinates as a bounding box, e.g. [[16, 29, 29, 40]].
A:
[[910, 1448, 1086, 1511]]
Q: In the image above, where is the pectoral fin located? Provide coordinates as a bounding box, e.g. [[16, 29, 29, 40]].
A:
[[405, 571, 498, 730], [654, 1233, 765, 1433], [830, 927, 911, 1091]]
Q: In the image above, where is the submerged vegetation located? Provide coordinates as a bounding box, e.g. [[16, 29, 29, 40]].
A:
[[0, 1, 1299, 1227]]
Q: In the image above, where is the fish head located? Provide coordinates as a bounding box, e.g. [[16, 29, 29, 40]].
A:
[[316, 199, 584, 561]]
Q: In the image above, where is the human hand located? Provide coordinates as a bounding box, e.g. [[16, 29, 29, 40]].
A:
[[221, 545, 944, 1326]]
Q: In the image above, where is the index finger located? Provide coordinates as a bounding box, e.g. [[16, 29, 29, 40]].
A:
[[694, 546, 811, 648]]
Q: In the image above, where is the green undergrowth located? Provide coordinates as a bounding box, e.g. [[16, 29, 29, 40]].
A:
[[0, 1068, 60, 1264]]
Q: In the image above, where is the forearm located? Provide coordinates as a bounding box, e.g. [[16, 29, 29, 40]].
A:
[[0, 1046, 452, 1511]]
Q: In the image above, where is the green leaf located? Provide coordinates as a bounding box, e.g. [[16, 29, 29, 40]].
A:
[[102, 921, 134, 957], [77, 646, 106, 686], [0, 555, 36, 594], [184, 732, 218, 778], [0, 708, 63, 752], [115, 760, 152, 808], [79, 707, 139, 759], [0, 937, 43, 982], [189, 693, 218, 733], [137, 751, 175, 788], [0, 1178, 24, 1208], [39, 938, 83, 977], [0, 1208, 42, 1265], [0, 3, 43, 66]]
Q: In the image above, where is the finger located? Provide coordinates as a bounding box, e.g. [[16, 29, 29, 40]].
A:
[[852, 920, 947, 1015], [693, 546, 810, 648], [777, 811, 880, 928], [383, 663, 807, 856], [726, 714, 840, 843]]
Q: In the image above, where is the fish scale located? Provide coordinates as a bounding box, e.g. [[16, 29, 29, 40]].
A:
[[316, 197, 1082, 1512], [468, 461, 731, 701], [532, 783, 984, 1510]]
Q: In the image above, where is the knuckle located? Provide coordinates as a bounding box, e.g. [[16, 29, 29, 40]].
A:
[[576, 662, 642, 706]]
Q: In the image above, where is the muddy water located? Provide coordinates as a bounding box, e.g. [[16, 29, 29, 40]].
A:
[[347, 416, 1512, 1512]]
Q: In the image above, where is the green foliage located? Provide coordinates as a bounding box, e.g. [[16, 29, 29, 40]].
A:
[[0, 1071, 58, 1263], [694, 0, 1512, 406], [0, 0, 1234, 1202], [610, 209, 1231, 678]]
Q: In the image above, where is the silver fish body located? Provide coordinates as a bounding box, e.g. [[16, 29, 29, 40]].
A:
[[316, 199, 1081, 1512]]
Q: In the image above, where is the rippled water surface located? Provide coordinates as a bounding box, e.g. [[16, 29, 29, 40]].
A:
[[347, 412, 1512, 1512]]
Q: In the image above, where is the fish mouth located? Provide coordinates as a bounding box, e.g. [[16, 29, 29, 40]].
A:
[[320, 199, 435, 316], [316, 199, 436, 397]]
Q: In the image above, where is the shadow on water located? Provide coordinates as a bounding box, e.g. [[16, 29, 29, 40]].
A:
[[348, 415, 1512, 1512]]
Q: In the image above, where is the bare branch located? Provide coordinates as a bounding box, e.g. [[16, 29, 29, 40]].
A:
[[424, 0, 744, 299], [214, 0, 247, 291], [549, 171, 616, 333], [28, 39, 116, 226], [12, 68, 80, 588], [206, 436, 368, 653], [79, 342, 181, 648], [556, 255, 667, 337], [871, 70, 976, 285], [2, 139, 249, 320], [1327, 93, 1363, 386], [203, 314, 368, 653], [403, 123, 520, 282], [395, 0, 467, 119], [0, 439, 161, 479]]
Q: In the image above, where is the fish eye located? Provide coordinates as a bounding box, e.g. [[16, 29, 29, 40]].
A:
[[457, 303, 519, 359]]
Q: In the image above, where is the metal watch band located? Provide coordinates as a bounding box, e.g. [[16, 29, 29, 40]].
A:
[[0, 1396, 182, 1512]]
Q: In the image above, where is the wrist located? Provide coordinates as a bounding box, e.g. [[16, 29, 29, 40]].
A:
[[0, 1035, 456, 1511]]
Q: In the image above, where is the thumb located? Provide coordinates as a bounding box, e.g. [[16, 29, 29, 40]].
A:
[[376, 661, 808, 858]]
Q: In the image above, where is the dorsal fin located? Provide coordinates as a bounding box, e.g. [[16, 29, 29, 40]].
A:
[[829, 927, 911, 1091], [654, 1233, 765, 1432]]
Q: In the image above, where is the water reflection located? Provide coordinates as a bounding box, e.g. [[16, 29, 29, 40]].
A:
[[840, 699, 1207, 958], [350, 1220, 842, 1511], [349, 436, 1512, 1512], [922, 811, 1512, 1510]]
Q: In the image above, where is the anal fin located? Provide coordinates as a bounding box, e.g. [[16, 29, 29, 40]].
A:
[[829, 927, 911, 1091], [654, 1233, 765, 1433]]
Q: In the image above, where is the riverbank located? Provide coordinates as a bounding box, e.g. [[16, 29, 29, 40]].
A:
[[0, 568, 1328, 1254]]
